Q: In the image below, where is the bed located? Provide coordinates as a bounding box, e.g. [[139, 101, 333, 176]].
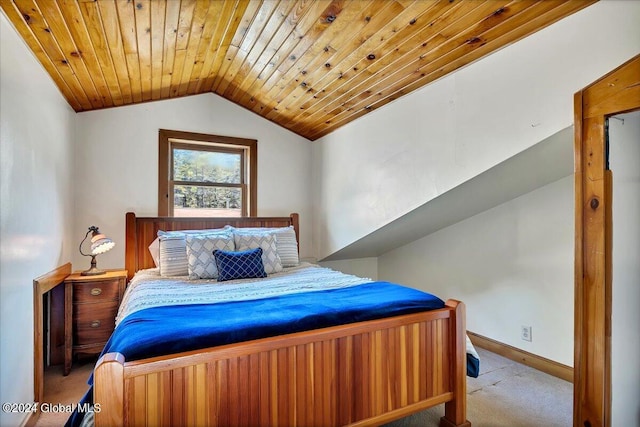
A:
[[86, 212, 472, 427]]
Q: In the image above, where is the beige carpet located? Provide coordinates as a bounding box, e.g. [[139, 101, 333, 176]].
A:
[[385, 347, 572, 427], [35, 348, 571, 426], [34, 358, 95, 427]]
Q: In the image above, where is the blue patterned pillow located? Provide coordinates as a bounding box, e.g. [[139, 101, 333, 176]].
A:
[[214, 248, 267, 282]]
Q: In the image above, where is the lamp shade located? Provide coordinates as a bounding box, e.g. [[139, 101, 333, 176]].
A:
[[90, 233, 115, 255]]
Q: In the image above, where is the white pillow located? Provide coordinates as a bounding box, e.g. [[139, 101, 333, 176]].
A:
[[148, 237, 160, 267], [230, 226, 299, 267], [158, 233, 189, 276], [158, 229, 230, 277], [151, 228, 228, 268], [234, 233, 283, 274], [186, 233, 235, 279]]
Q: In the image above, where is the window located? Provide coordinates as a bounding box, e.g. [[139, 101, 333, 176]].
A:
[[158, 130, 257, 217]]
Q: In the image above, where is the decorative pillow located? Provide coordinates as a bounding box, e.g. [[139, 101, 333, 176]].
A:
[[186, 233, 235, 279], [230, 226, 299, 267], [158, 233, 189, 276], [269, 227, 299, 267], [158, 229, 229, 277], [214, 248, 267, 282], [233, 232, 283, 274], [148, 237, 160, 267]]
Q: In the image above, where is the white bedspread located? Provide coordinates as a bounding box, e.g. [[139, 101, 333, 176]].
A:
[[116, 262, 372, 326]]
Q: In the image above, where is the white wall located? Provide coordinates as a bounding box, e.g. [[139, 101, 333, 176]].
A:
[[0, 13, 76, 427], [319, 258, 378, 280], [378, 176, 574, 365], [312, 0, 640, 260], [74, 94, 313, 270], [609, 112, 640, 426]]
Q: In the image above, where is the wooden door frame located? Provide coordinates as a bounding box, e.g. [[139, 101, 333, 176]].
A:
[[573, 54, 639, 427]]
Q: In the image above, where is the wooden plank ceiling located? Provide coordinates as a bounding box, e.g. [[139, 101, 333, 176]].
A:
[[1, 0, 594, 140]]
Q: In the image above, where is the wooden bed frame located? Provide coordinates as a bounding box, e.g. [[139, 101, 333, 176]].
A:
[[94, 212, 470, 427]]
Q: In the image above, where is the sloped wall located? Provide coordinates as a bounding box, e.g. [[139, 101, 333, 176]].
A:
[[379, 176, 574, 365], [312, 1, 640, 261]]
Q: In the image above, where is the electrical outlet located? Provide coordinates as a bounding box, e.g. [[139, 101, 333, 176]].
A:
[[521, 326, 532, 342]]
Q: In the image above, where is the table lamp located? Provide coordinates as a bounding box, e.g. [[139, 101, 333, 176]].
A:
[[79, 225, 115, 276]]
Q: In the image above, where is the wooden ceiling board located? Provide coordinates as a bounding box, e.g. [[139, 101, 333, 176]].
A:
[[0, 0, 80, 109], [184, 0, 220, 94], [177, 0, 212, 96], [96, 0, 134, 104], [76, 0, 125, 105], [225, 1, 296, 96], [276, 0, 446, 125], [114, 0, 141, 103], [245, 0, 340, 111], [57, 0, 115, 107], [0, 0, 596, 140], [229, 0, 315, 104], [212, 1, 254, 91], [38, 0, 104, 107], [209, 0, 260, 92], [301, 0, 532, 138], [284, 0, 486, 134], [159, 0, 179, 97], [304, 0, 591, 140], [7, 0, 94, 109], [302, 0, 520, 135], [262, 0, 401, 119], [234, 0, 331, 111], [216, 0, 282, 96]]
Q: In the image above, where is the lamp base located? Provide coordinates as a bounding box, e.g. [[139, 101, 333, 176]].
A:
[[81, 255, 106, 276], [81, 266, 106, 276]]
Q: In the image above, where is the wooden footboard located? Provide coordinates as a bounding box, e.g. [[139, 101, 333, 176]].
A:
[[94, 300, 470, 427]]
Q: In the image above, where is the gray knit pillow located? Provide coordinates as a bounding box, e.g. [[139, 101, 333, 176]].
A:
[[186, 233, 235, 279], [158, 229, 229, 277], [230, 226, 299, 267], [233, 233, 283, 274]]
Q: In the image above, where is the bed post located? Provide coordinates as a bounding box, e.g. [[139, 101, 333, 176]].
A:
[[290, 212, 300, 249], [94, 353, 125, 427], [125, 212, 137, 281], [440, 300, 471, 427]]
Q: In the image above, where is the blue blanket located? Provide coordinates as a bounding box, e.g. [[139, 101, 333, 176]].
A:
[[101, 281, 444, 363], [67, 282, 449, 426]]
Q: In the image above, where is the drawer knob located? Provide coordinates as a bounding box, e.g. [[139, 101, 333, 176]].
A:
[[90, 320, 101, 328], [90, 288, 102, 296]]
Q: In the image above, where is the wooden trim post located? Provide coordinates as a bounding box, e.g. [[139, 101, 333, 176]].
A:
[[125, 212, 137, 281], [290, 212, 300, 249], [440, 300, 470, 427], [573, 54, 639, 427]]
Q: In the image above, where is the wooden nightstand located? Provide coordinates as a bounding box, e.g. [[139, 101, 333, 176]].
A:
[[64, 269, 126, 375]]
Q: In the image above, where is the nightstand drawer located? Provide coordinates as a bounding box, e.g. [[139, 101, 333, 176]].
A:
[[73, 279, 120, 303], [73, 301, 118, 345]]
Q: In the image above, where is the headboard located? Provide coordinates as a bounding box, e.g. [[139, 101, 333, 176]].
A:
[[125, 212, 300, 281]]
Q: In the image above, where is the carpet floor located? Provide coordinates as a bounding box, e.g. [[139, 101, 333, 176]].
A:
[[35, 357, 95, 427], [385, 347, 572, 427], [35, 348, 572, 426]]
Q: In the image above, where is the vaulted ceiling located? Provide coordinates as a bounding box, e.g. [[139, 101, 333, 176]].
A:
[[1, 0, 594, 140]]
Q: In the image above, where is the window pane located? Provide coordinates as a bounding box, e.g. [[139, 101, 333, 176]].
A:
[[173, 149, 241, 184], [173, 185, 241, 217]]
